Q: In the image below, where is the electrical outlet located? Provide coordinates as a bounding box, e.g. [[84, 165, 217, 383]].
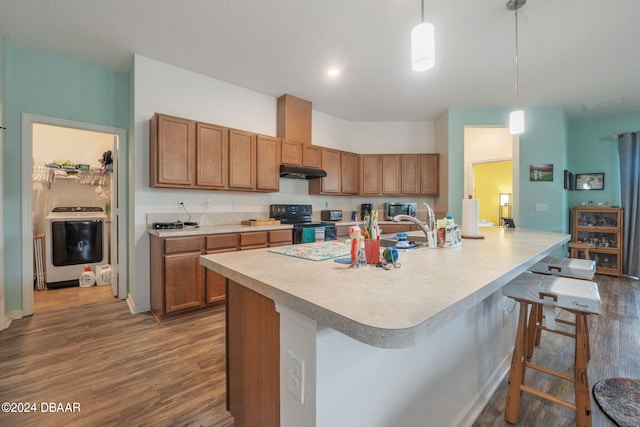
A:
[[204, 198, 211, 208], [503, 307, 509, 327], [325, 201, 329, 208], [287, 350, 305, 404], [176, 201, 184, 212]]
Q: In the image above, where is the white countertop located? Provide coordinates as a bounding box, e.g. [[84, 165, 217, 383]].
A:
[[200, 227, 569, 348], [147, 223, 293, 238]]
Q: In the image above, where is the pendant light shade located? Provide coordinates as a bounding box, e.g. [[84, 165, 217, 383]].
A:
[[411, 0, 435, 71], [507, 0, 526, 134], [509, 110, 524, 134], [411, 22, 435, 71]]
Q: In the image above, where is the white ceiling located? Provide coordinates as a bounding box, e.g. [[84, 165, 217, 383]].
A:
[[1, 0, 639, 122]]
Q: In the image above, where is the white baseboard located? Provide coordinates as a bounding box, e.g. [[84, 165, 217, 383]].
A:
[[126, 293, 150, 314]]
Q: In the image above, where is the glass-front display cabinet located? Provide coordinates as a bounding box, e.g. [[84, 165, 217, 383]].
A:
[[572, 206, 623, 277]]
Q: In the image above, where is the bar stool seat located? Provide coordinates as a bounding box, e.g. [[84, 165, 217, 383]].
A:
[[527, 256, 596, 360], [529, 255, 596, 280], [502, 272, 601, 426]]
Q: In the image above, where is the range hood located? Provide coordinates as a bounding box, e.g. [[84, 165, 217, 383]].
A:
[[279, 164, 327, 180]]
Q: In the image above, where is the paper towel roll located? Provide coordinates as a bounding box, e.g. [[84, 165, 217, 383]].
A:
[[461, 198, 480, 238]]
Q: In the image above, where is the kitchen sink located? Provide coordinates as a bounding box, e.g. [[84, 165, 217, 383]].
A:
[[379, 234, 429, 248]]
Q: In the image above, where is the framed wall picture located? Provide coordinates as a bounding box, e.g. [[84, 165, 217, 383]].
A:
[[575, 172, 604, 190], [564, 170, 573, 190], [530, 164, 553, 181]]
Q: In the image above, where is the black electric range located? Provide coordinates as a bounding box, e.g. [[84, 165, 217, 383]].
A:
[[269, 204, 337, 244]]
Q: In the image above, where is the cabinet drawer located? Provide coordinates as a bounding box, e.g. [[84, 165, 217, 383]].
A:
[[164, 236, 202, 254], [268, 229, 293, 246], [240, 231, 268, 249], [206, 233, 238, 251]]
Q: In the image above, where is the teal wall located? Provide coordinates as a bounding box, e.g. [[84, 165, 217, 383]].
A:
[[4, 44, 129, 312], [0, 33, 6, 318], [568, 111, 640, 209], [448, 107, 569, 233]]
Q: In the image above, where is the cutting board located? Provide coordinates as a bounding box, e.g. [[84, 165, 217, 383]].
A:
[[241, 218, 281, 226]]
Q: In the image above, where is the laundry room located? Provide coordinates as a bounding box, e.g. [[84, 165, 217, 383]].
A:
[[32, 123, 114, 290]]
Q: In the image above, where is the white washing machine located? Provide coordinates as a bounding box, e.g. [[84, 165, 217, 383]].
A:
[[45, 207, 108, 288]]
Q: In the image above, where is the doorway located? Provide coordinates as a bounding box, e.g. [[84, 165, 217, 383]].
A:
[[463, 127, 515, 226], [21, 114, 127, 316]]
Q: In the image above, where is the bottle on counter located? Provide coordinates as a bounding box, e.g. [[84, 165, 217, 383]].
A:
[[357, 236, 368, 267]]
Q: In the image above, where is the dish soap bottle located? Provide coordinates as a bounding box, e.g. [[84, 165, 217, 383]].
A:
[[357, 236, 368, 268], [79, 266, 96, 287]]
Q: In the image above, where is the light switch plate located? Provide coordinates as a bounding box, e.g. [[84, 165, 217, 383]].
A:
[[535, 203, 548, 212]]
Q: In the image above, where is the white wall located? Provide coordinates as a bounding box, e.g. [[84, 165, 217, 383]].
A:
[[131, 55, 436, 312]]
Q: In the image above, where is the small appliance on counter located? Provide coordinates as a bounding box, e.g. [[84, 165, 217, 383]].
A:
[[321, 210, 342, 221], [360, 203, 373, 220], [384, 202, 417, 221]]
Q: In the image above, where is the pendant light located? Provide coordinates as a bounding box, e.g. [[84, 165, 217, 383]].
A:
[[507, 0, 525, 134], [411, 0, 435, 71]]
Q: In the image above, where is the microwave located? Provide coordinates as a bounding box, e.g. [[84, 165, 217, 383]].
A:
[[385, 203, 417, 220]]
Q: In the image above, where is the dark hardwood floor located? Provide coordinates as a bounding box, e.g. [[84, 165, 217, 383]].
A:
[[473, 274, 640, 427], [0, 291, 233, 427], [1, 273, 636, 427]]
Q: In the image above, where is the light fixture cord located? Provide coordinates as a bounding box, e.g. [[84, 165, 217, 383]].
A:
[[421, 0, 425, 23], [514, 6, 519, 109]]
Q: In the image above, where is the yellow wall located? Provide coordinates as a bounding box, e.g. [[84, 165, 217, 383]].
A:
[[474, 161, 512, 225]]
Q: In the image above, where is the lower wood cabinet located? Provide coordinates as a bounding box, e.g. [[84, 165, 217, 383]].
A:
[[151, 229, 292, 322]]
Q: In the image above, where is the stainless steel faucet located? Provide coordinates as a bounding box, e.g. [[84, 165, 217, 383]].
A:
[[392, 214, 431, 239]]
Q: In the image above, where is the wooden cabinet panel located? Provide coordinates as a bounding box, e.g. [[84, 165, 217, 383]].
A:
[[150, 113, 196, 188], [302, 145, 321, 168], [227, 280, 280, 427], [206, 233, 238, 251], [164, 236, 203, 254], [229, 129, 256, 190], [382, 155, 400, 195], [164, 251, 204, 313], [309, 147, 341, 194], [281, 139, 302, 166], [341, 151, 359, 195], [256, 135, 280, 192], [572, 207, 623, 277], [277, 94, 311, 144], [420, 154, 439, 195], [196, 122, 228, 188], [401, 154, 420, 195], [240, 231, 268, 249], [268, 229, 293, 247], [361, 155, 381, 195]]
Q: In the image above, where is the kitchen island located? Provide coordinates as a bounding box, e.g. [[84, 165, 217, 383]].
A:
[[201, 227, 569, 427]]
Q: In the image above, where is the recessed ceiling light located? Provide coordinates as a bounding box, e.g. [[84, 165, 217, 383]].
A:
[[327, 69, 339, 77]]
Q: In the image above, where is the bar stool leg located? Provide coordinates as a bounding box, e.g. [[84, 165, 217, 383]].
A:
[[526, 304, 543, 359], [505, 301, 528, 424], [574, 313, 592, 427]]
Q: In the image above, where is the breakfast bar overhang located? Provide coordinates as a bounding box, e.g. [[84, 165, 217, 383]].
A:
[[201, 227, 570, 427]]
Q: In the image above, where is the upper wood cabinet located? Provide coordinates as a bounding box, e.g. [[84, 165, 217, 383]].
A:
[[401, 154, 420, 195], [150, 113, 196, 188], [302, 145, 321, 168], [309, 147, 341, 194], [277, 94, 312, 144], [361, 154, 382, 195], [382, 155, 401, 195], [281, 139, 302, 166], [256, 135, 280, 192], [341, 151, 359, 195], [281, 139, 321, 169], [419, 154, 439, 196], [196, 122, 228, 188], [228, 129, 256, 190]]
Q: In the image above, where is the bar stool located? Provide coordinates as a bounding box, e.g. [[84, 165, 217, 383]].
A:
[[568, 242, 594, 260], [502, 272, 601, 426], [527, 256, 596, 359]]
